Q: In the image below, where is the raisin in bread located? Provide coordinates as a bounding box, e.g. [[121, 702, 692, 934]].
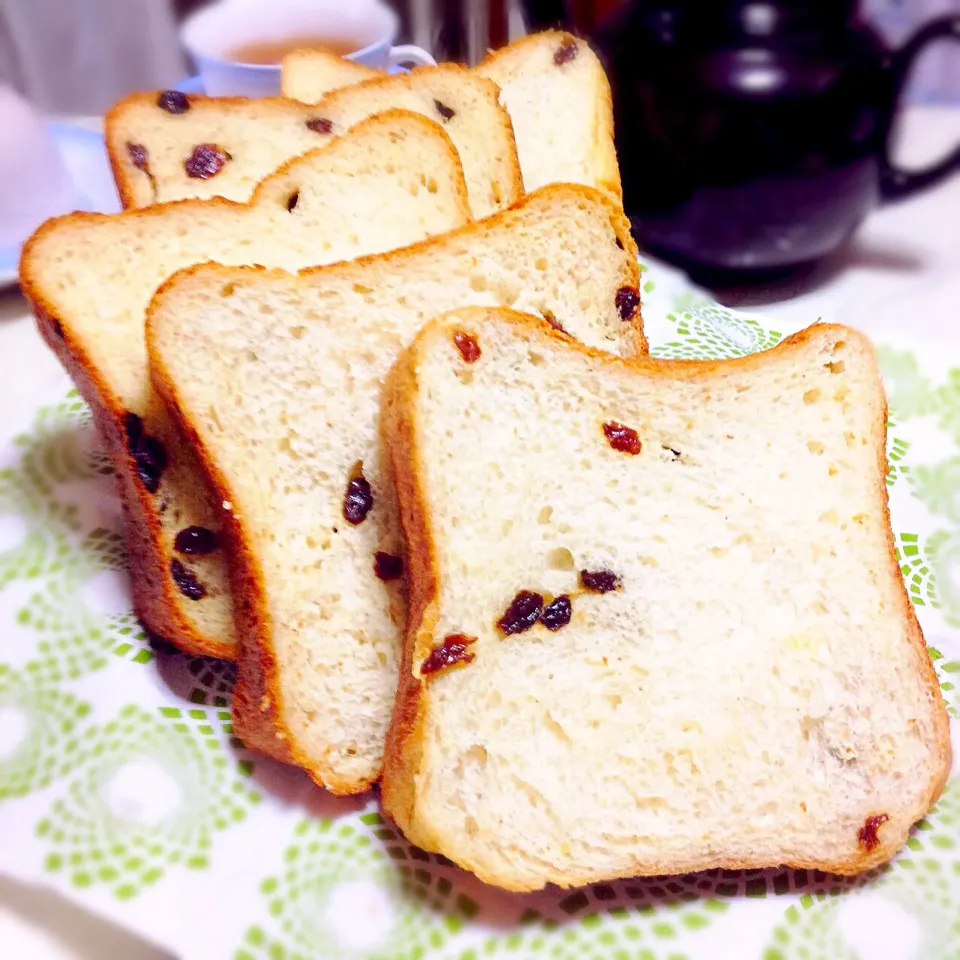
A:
[[20, 110, 472, 660], [145, 183, 641, 793], [282, 31, 621, 199], [106, 65, 521, 217], [380, 307, 951, 891]]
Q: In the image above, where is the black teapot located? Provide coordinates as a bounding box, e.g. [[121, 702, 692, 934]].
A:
[[524, 0, 960, 274]]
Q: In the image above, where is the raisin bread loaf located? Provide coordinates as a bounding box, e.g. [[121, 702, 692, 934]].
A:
[[106, 65, 521, 217], [380, 307, 951, 890], [21, 111, 472, 660], [282, 31, 621, 199], [146, 183, 641, 793]]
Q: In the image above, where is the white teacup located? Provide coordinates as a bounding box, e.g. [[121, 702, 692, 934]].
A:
[[181, 0, 435, 98]]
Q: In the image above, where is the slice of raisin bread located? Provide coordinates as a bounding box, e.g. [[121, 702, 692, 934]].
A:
[[146, 183, 641, 794], [106, 65, 521, 218], [282, 31, 621, 200], [20, 111, 472, 660], [380, 307, 951, 891], [282, 49, 381, 101], [476, 31, 620, 199]]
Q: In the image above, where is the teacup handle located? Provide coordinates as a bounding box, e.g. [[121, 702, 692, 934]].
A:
[[387, 44, 436, 70], [881, 15, 960, 201]]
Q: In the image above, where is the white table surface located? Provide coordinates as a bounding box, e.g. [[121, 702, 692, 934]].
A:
[[0, 104, 959, 960]]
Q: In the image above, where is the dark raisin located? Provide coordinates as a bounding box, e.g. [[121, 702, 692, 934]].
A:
[[580, 569, 621, 593], [420, 634, 477, 675], [374, 552, 403, 581], [157, 89, 189, 114], [434, 98, 455, 121], [453, 331, 481, 363], [603, 420, 641, 455], [185, 144, 230, 180], [615, 286, 640, 321], [170, 558, 206, 600], [134, 437, 166, 493], [131, 434, 167, 493], [858, 813, 889, 851], [127, 142, 149, 171], [306, 117, 334, 134], [542, 310, 566, 334], [497, 590, 543, 635], [174, 526, 218, 556], [286, 191, 299, 211], [540, 595, 572, 630], [344, 476, 373, 525], [615, 236, 625, 250], [554, 40, 579, 65], [123, 414, 167, 493], [124, 411, 144, 445]]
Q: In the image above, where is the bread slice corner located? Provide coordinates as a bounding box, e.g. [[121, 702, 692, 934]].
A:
[[282, 48, 383, 103], [476, 30, 621, 200], [381, 307, 951, 890]]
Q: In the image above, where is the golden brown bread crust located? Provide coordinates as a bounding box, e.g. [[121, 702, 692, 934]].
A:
[[380, 309, 952, 886], [145, 326, 298, 771], [476, 30, 623, 201], [104, 96, 140, 209], [147, 264, 356, 790], [379, 353, 439, 829]]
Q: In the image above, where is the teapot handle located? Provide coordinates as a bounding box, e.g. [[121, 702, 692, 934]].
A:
[[880, 15, 960, 202]]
